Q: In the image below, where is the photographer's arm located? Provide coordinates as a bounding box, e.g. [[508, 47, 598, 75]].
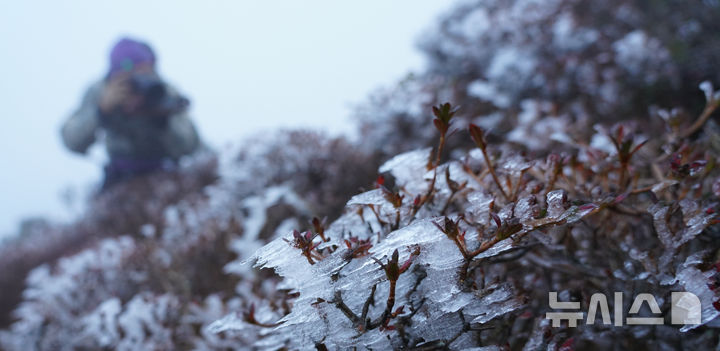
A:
[[156, 84, 200, 159], [161, 112, 200, 159], [61, 83, 103, 154]]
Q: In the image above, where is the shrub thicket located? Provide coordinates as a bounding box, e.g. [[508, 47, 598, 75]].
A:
[[2, 0, 720, 349]]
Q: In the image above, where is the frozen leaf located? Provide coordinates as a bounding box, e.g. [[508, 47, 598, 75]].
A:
[[700, 81, 714, 103], [347, 188, 391, 207], [207, 313, 247, 333], [676, 266, 720, 332], [651, 180, 679, 195], [649, 201, 715, 249], [546, 190, 568, 218], [379, 147, 433, 193]]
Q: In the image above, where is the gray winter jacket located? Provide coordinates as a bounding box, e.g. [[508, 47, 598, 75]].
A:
[[61, 80, 200, 161]]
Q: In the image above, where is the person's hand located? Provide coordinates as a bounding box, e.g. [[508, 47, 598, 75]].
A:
[[99, 74, 132, 115]]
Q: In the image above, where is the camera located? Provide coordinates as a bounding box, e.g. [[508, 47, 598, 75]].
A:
[[129, 74, 189, 116]]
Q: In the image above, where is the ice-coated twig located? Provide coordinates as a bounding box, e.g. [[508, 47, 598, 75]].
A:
[[679, 82, 720, 138], [469, 123, 509, 200]]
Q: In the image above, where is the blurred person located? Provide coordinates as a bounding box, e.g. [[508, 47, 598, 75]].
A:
[[61, 37, 200, 189]]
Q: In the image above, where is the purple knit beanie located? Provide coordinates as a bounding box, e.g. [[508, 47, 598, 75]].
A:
[[108, 37, 156, 77]]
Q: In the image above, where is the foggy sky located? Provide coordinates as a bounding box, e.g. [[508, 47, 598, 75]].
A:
[[0, 1, 450, 238]]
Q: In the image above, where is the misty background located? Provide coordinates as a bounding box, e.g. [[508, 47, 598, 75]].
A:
[[0, 1, 449, 238]]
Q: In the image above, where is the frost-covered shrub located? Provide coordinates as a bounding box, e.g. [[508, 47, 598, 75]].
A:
[[356, 0, 720, 158], [218, 96, 720, 349], [0, 153, 218, 328], [3, 1, 720, 350], [230, 129, 381, 220], [0, 131, 378, 350]]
